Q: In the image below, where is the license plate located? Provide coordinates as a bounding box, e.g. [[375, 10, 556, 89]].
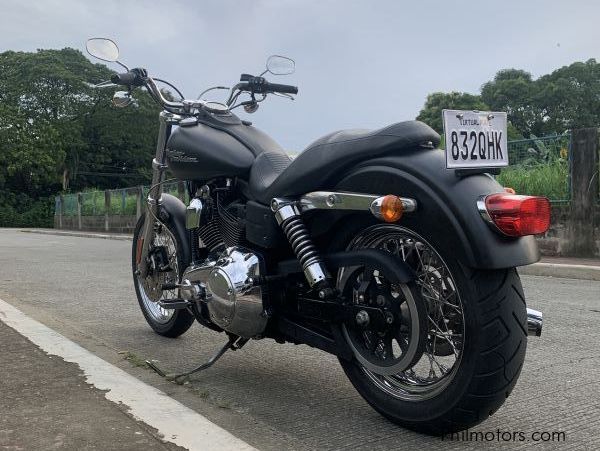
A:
[[442, 109, 508, 169]]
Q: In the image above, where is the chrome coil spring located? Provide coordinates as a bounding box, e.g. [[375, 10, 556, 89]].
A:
[[274, 202, 329, 287], [280, 216, 322, 269]]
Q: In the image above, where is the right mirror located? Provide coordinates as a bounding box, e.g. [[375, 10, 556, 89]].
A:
[[86, 38, 120, 62], [266, 55, 295, 75], [112, 91, 132, 108]]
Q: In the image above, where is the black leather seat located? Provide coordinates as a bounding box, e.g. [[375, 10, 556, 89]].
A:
[[248, 120, 440, 204]]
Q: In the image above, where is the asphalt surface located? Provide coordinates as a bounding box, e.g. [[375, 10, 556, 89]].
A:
[[1, 228, 599, 450]]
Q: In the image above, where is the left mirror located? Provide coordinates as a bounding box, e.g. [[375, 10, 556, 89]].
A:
[[86, 38, 119, 62]]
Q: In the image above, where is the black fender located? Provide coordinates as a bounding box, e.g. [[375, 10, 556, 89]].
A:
[[321, 148, 539, 270], [159, 193, 191, 265]]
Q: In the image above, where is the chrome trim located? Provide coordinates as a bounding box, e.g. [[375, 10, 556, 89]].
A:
[[477, 194, 510, 236], [185, 198, 203, 229], [298, 191, 417, 216], [270, 197, 294, 212], [182, 248, 266, 338], [205, 247, 265, 338], [477, 195, 493, 224], [527, 307, 543, 337], [112, 90, 132, 108], [138, 111, 172, 278], [273, 203, 300, 225], [369, 196, 417, 220], [304, 262, 327, 286], [151, 158, 168, 171]]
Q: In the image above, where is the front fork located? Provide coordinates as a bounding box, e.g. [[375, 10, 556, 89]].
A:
[[137, 111, 179, 278]]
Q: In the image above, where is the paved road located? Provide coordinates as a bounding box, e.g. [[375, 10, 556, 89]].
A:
[[0, 229, 599, 450]]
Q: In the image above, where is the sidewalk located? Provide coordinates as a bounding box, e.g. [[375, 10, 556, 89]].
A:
[[0, 321, 183, 450], [19, 228, 600, 281], [520, 256, 600, 281]]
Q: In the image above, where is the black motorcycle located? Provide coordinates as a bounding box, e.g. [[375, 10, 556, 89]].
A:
[[86, 38, 548, 435]]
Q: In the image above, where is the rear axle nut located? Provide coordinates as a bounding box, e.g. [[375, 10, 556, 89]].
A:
[[355, 310, 370, 327]]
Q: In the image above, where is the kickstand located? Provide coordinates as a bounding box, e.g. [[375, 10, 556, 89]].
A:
[[146, 335, 248, 384]]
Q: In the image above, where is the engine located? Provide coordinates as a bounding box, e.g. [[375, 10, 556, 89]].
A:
[[182, 181, 268, 338], [181, 247, 267, 339], [195, 189, 247, 252]]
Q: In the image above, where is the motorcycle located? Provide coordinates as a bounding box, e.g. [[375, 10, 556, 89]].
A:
[[86, 37, 548, 435]]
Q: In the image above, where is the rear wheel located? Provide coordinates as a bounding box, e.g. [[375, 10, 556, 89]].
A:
[[132, 214, 194, 338], [335, 224, 527, 434]]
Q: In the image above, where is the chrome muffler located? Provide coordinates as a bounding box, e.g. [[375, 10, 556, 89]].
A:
[[527, 308, 543, 337]]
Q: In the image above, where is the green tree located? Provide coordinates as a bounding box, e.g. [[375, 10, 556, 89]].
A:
[[535, 59, 600, 133], [480, 61, 600, 137], [417, 91, 488, 135], [480, 69, 538, 137], [0, 47, 161, 226]]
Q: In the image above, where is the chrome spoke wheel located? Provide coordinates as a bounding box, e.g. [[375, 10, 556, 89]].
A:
[[135, 225, 179, 324], [339, 225, 465, 401]]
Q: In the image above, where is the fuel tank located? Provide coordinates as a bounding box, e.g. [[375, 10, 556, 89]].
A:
[[166, 111, 283, 182]]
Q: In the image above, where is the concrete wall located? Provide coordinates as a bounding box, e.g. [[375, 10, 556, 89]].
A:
[[537, 205, 600, 258], [54, 215, 138, 234], [54, 205, 600, 258]]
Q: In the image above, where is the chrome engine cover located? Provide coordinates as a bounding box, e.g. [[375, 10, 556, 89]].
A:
[[181, 247, 266, 338]]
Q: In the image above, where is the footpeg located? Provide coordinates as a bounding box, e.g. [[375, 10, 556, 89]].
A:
[[158, 299, 190, 310], [146, 335, 248, 383]]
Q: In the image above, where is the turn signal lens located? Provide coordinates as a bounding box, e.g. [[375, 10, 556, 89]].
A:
[[504, 187, 516, 194], [380, 195, 404, 222], [483, 194, 551, 237]]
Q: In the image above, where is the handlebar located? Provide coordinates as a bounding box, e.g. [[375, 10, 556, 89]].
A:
[[110, 68, 147, 87], [237, 75, 298, 95], [109, 69, 297, 114], [267, 82, 298, 95]]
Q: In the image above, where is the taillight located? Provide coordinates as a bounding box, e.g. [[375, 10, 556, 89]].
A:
[[478, 193, 551, 237]]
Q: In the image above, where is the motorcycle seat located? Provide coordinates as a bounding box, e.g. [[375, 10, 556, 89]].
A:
[[248, 120, 440, 204]]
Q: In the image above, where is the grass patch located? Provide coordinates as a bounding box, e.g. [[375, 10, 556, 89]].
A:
[[497, 161, 569, 201], [214, 398, 233, 409], [120, 351, 148, 368]]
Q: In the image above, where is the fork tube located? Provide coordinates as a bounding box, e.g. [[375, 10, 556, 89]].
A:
[[138, 111, 175, 277]]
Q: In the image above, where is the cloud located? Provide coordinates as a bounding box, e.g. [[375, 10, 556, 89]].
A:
[[1, 0, 599, 151]]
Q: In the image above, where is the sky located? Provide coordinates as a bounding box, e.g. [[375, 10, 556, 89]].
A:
[[1, 0, 600, 151]]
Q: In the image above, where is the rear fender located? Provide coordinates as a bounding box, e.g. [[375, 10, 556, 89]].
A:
[[319, 149, 539, 270]]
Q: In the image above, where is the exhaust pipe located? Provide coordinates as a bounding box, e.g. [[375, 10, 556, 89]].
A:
[[527, 308, 543, 337]]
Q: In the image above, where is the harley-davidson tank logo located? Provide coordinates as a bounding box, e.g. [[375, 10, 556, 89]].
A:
[[166, 148, 198, 163]]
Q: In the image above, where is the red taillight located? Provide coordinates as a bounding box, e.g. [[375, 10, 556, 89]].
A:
[[482, 194, 551, 237]]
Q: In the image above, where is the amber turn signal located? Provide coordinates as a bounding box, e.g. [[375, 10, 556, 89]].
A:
[[370, 195, 404, 223]]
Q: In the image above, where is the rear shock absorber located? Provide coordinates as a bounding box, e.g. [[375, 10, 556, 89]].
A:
[[271, 198, 330, 288]]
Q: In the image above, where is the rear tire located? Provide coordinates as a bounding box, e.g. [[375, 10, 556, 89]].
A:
[[132, 214, 194, 338], [333, 223, 528, 435]]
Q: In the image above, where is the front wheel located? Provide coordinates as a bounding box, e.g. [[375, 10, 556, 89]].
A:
[[336, 224, 528, 435], [132, 213, 194, 338]]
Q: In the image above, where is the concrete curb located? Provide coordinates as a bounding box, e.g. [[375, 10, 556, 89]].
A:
[[518, 262, 600, 281], [21, 229, 132, 241], [20, 229, 600, 281]]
